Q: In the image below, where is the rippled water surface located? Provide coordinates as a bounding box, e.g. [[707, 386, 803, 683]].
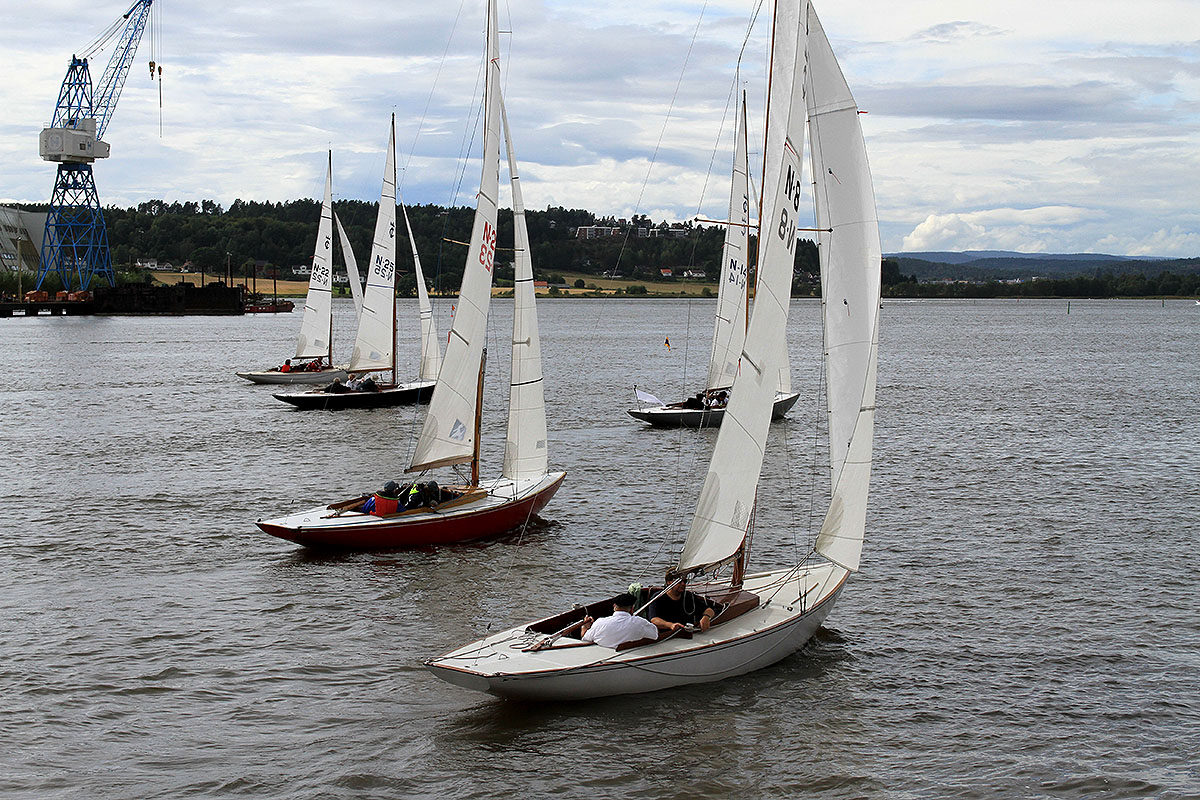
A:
[[2, 297, 1198, 799]]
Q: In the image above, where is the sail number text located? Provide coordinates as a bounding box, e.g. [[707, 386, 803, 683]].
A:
[[311, 259, 330, 286], [480, 220, 496, 272], [373, 253, 394, 282], [776, 162, 803, 252]]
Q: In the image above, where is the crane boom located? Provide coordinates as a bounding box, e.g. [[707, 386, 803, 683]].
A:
[[93, 0, 154, 140]]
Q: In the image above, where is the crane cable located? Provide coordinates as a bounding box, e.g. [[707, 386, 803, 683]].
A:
[[150, 1, 163, 136]]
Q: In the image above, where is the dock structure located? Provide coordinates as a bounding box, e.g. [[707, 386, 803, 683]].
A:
[[0, 283, 245, 317], [0, 300, 95, 317]]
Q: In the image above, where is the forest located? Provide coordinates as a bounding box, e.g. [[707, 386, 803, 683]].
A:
[[9, 198, 1197, 298], [9, 199, 820, 294]]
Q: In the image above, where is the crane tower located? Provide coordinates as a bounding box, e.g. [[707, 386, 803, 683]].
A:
[[37, 0, 157, 291]]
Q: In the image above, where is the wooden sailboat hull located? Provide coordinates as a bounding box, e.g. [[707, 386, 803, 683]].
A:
[[627, 391, 801, 428], [256, 471, 565, 549], [425, 564, 847, 700], [272, 379, 436, 409], [236, 368, 349, 385]]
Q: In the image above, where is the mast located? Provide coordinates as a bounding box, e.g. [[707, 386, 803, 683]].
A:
[[674, 0, 810, 580], [328, 150, 334, 366], [407, 0, 502, 473], [471, 348, 487, 486], [347, 114, 399, 376], [707, 90, 752, 393]]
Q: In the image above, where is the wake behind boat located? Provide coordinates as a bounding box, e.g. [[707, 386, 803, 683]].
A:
[[428, 0, 880, 700]]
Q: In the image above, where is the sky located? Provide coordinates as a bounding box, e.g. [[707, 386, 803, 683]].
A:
[[1, 0, 1198, 256]]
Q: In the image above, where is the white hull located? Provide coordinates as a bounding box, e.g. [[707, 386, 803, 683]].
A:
[[426, 563, 848, 700], [236, 368, 349, 385]]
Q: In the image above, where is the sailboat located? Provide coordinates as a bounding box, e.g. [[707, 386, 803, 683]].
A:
[[256, 2, 564, 548], [427, 0, 880, 699], [237, 153, 349, 385], [628, 94, 801, 427], [273, 116, 441, 411]]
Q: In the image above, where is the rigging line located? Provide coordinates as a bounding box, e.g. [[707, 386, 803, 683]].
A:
[[434, 37, 487, 295], [79, 15, 124, 59], [399, 0, 470, 190], [689, 0, 765, 266], [662, 299, 695, 557], [806, 331, 827, 547], [609, 0, 710, 280]]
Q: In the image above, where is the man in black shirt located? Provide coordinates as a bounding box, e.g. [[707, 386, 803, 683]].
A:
[[648, 581, 723, 634]]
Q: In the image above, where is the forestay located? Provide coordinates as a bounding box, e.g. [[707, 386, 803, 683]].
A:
[[334, 212, 363, 322], [807, 4, 880, 572], [500, 93, 548, 481], [706, 93, 751, 393], [295, 155, 334, 359], [348, 116, 398, 374], [677, 0, 811, 576], [408, 0, 501, 472]]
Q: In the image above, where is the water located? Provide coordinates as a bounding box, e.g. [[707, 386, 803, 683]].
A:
[[1, 298, 1197, 799]]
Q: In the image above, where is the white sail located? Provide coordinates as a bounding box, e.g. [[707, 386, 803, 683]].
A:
[[334, 211, 363, 323], [807, 4, 881, 572], [295, 154, 334, 360], [678, 0, 810, 576], [499, 92, 548, 481], [400, 200, 442, 381], [348, 117, 398, 374], [706, 93, 751, 393], [409, 0, 501, 472]]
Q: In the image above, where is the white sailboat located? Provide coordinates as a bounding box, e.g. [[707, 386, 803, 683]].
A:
[[427, 0, 880, 699], [237, 153, 350, 385], [273, 116, 442, 410], [628, 93, 801, 427], [258, 1, 563, 548]]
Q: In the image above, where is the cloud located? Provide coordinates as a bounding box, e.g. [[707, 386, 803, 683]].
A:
[[901, 207, 1103, 252], [2, 1, 1198, 258], [910, 21, 1006, 44]]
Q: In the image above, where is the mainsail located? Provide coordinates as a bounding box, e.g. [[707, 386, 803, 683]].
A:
[[706, 93, 751, 393], [807, 4, 881, 572], [334, 211, 363, 322], [677, 0, 811, 576], [400, 200, 442, 382], [295, 154, 334, 360], [500, 92, 548, 482], [348, 116, 398, 374], [408, 0, 501, 473]]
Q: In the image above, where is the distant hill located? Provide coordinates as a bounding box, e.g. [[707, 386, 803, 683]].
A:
[[885, 250, 1197, 282], [888, 250, 1159, 264]]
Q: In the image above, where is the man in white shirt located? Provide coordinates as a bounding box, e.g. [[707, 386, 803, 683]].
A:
[[580, 593, 660, 649]]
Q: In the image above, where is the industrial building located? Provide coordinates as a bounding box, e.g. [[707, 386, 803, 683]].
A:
[[0, 207, 45, 274]]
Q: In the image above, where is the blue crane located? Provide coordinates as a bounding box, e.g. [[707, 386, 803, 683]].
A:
[[37, 0, 157, 291]]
